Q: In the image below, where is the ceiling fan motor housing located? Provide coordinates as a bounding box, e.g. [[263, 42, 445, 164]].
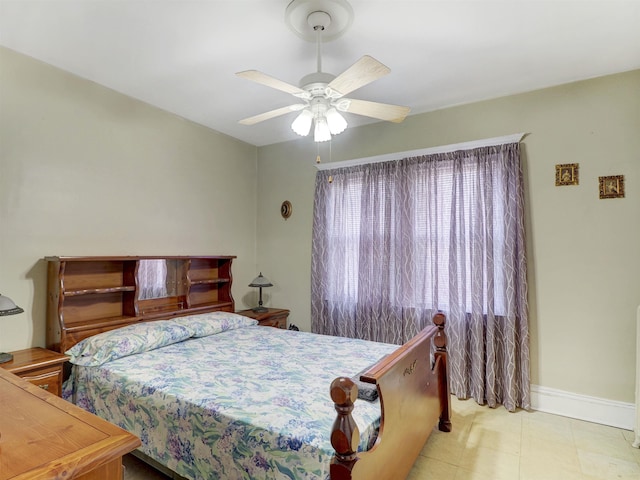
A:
[[310, 97, 329, 116], [299, 72, 336, 93]]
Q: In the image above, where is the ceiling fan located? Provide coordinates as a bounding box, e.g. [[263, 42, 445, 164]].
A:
[[236, 0, 410, 142]]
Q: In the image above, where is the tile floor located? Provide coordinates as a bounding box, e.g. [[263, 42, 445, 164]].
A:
[[123, 396, 640, 480]]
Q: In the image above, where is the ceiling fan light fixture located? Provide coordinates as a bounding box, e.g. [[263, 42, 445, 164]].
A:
[[325, 108, 347, 135], [291, 109, 314, 136], [238, 0, 410, 148], [314, 116, 332, 142]]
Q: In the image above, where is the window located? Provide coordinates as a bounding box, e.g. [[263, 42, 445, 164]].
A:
[[315, 152, 513, 317]]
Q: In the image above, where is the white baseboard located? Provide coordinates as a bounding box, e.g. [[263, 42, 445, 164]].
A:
[[531, 384, 635, 431]]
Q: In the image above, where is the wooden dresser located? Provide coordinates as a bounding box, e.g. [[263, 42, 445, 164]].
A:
[[0, 367, 140, 480]]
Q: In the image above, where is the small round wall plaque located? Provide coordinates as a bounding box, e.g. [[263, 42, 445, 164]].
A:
[[280, 200, 292, 219]]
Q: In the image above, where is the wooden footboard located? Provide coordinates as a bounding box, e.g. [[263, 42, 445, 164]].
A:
[[329, 312, 450, 480]]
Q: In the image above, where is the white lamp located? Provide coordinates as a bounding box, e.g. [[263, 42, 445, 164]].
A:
[[290, 101, 349, 143], [325, 108, 348, 135], [291, 109, 314, 136], [314, 115, 332, 142], [0, 294, 24, 364]]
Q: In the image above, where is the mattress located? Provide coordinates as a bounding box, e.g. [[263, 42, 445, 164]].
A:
[[62, 316, 397, 480]]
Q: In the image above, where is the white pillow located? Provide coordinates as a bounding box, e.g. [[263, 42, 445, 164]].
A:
[[173, 311, 257, 337], [65, 320, 192, 366]]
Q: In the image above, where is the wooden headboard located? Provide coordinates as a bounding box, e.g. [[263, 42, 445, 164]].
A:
[[45, 256, 236, 353]]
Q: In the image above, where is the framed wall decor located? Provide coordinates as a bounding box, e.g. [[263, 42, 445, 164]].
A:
[[555, 163, 579, 186], [599, 175, 625, 199]]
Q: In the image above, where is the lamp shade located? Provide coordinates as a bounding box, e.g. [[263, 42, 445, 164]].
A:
[[326, 108, 348, 135], [291, 109, 314, 136], [0, 293, 24, 364], [0, 294, 23, 316], [248, 273, 273, 288], [314, 116, 332, 142], [290, 98, 349, 143], [248, 273, 272, 313]]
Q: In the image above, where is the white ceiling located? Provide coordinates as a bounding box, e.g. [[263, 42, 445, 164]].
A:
[[1, 0, 639, 147]]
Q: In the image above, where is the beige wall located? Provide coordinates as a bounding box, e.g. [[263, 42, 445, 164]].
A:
[[0, 47, 259, 352], [2, 44, 638, 405], [257, 70, 640, 404]]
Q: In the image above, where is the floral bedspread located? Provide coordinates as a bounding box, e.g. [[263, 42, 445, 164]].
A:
[[63, 325, 397, 480]]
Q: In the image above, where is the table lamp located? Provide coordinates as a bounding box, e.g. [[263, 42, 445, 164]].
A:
[[0, 293, 24, 364], [248, 273, 273, 313]]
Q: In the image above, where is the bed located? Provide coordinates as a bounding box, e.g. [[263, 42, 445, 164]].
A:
[[47, 255, 450, 479], [59, 311, 450, 480]]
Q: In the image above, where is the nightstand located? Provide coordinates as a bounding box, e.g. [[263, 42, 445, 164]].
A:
[[0, 347, 68, 397], [236, 308, 290, 329]]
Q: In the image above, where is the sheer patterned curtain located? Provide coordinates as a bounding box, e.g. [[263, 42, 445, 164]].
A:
[[137, 259, 168, 300], [311, 143, 529, 410]]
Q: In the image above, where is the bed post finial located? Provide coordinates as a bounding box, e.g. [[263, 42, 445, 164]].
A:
[[329, 377, 360, 480], [433, 311, 446, 351], [433, 311, 452, 432]]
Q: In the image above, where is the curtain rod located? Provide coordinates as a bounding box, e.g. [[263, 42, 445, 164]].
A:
[[315, 133, 526, 171]]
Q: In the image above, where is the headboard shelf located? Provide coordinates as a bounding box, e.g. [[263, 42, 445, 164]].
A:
[[46, 255, 236, 353], [140, 301, 235, 321], [190, 278, 230, 285], [63, 286, 137, 296], [64, 315, 140, 332]]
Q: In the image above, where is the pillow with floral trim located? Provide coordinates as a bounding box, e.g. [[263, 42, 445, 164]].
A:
[[173, 311, 258, 337], [65, 320, 192, 366]]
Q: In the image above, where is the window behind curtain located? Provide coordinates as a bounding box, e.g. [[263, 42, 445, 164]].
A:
[[316, 152, 510, 316], [311, 143, 529, 410]]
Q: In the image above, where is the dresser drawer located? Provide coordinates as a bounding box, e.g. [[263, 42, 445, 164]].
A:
[[258, 316, 287, 328], [18, 365, 63, 396], [236, 308, 290, 329]]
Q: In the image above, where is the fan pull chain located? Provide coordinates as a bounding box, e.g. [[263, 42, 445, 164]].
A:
[[328, 140, 333, 183], [316, 139, 333, 168], [329, 138, 332, 162], [322, 141, 334, 184]]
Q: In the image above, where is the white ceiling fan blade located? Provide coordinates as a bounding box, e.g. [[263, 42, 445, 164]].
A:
[[327, 55, 390, 96], [236, 70, 307, 97], [341, 98, 410, 123], [239, 104, 305, 126]]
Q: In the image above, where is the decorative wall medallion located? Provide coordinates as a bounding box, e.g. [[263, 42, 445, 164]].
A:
[[599, 175, 625, 199], [555, 163, 579, 186], [280, 200, 292, 219]]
